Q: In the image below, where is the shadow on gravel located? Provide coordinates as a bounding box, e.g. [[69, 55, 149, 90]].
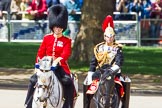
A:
[[0, 68, 162, 94]]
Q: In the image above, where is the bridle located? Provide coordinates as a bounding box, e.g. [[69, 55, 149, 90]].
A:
[[92, 70, 115, 108], [35, 70, 54, 107]]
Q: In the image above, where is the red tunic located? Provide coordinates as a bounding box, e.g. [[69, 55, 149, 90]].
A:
[[36, 33, 72, 74]]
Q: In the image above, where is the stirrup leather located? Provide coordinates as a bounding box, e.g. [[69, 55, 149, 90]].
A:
[[86, 80, 99, 94]]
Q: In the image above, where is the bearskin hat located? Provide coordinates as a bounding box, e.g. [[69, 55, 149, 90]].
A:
[[48, 4, 68, 32], [102, 15, 115, 37]]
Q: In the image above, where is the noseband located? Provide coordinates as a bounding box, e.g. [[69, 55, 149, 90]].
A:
[[93, 71, 115, 107], [36, 72, 53, 103]]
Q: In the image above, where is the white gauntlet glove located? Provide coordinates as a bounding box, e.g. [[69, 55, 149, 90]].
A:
[[52, 57, 63, 66], [110, 65, 120, 73], [83, 71, 94, 85]]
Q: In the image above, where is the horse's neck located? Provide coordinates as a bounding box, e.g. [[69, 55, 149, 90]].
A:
[[51, 71, 60, 86]]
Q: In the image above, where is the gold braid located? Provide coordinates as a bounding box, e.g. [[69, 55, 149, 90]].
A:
[[94, 42, 123, 68], [94, 42, 108, 68]]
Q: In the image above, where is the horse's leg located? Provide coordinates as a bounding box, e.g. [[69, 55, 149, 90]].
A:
[[62, 83, 74, 108]]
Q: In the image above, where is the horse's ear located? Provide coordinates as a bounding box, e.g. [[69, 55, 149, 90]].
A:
[[51, 57, 53, 65]]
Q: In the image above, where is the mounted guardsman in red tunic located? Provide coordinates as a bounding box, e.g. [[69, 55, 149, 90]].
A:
[[25, 4, 78, 108]]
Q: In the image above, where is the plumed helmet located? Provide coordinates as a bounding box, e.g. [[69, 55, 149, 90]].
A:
[[48, 4, 68, 32], [102, 15, 115, 37]]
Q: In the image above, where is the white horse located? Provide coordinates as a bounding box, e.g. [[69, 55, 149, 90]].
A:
[[32, 56, 79, 108], [32, 56, 64, 108]]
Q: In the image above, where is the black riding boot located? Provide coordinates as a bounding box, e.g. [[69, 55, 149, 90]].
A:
[[62, 82, 74, 108], [121, 81, 131, 108], [25, 74, 37, 108], [60, 74, 74, 108], [54, 66, 75, 108]]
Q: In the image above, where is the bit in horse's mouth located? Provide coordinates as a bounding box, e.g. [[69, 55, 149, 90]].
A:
[[39, 97, 46, 102]]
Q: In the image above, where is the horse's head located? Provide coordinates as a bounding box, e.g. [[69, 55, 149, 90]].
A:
[[36, 56, 53, 102], [90, 68, 120, 108], [98, 69, 115, 107], [38, 56, 53, 72]]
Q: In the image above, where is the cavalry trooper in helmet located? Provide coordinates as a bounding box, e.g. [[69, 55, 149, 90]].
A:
[[83, 15, 125, 108], [24, 4, 76, 108]]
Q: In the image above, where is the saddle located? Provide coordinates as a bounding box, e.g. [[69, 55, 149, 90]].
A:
[[86, 77, 125, 96], [86, 79, 99, 94], [114, 77, 124, 97]]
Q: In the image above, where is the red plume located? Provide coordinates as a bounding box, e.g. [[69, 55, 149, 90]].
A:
[[102, 15, 114, 32]]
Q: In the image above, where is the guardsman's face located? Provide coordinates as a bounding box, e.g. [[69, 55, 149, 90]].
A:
[[53, 27, 63, 35], [104, 35, 115, 44]]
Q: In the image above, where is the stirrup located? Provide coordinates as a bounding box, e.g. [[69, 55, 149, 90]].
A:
[[86, 80, 99, 94]]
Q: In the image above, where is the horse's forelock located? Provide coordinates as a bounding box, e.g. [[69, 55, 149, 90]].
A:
[[39, 56, 53, 71]]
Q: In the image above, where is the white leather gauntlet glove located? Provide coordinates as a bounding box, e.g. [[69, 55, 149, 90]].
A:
[[83, 71, 94, 85], [110, 65, 120, 74], [52, 57, 63, 66]]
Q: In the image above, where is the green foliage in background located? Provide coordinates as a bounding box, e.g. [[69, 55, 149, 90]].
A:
[[122, 47, 162, 75], [0, 43, 162, 75], [0, 42, 40, 68]]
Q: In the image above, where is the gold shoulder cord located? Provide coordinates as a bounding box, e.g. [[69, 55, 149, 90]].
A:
[[94, 42, 122, 68], [94, 42, 108, 68]]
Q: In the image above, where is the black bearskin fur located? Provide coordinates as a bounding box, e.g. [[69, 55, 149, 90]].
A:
[[48, 4, 68, 32]]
